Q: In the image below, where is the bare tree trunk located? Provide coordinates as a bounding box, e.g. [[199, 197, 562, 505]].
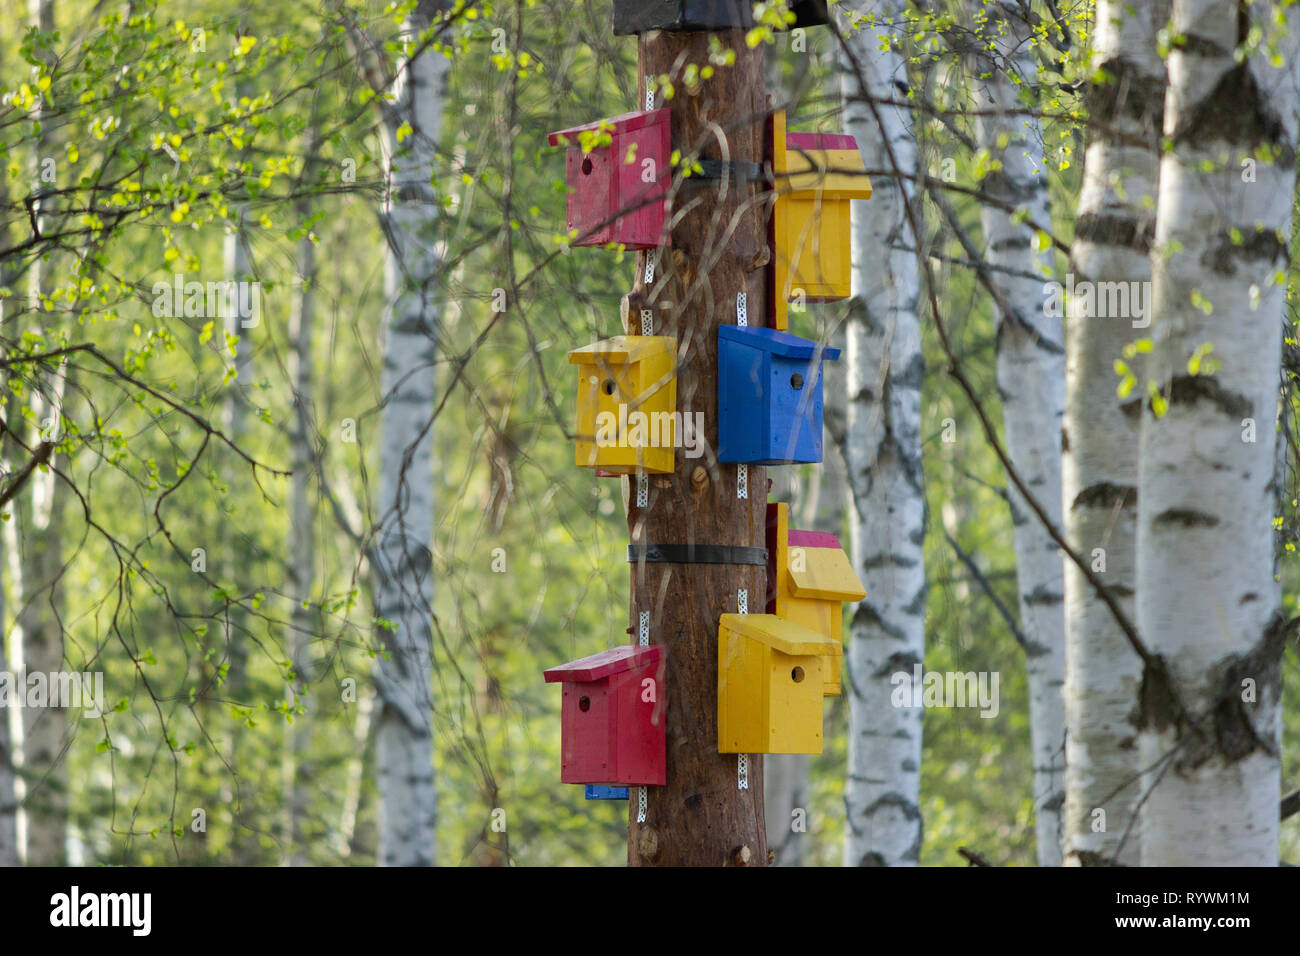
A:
[[840, 1, 926, 868], [0, 531, 16, 866], [1135, 0, 1298, 866], [285, 150, 319, 865], [20, 0, 68, 867], [970, 1, 1066, 866], [371, 0, 448, 867], [1061, 0, 1167, 867]]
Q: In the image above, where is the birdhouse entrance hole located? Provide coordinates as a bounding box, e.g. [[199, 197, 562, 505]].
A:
[[791, 666, 805, 683]]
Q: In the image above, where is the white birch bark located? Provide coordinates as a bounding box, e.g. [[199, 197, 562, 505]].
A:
[[970, 2, 1066, 866], [840, 1, 926, 867], [1061, 0, 1168, 867], [19, 0, 68, 867], [285, 168, 318, 866], [1135, 0, 1299, 866], [372, 0, 448, 867], [0, 532, 16, 866]]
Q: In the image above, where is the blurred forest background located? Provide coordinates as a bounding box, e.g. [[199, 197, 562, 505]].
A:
[[0, 0, 1297, 866]]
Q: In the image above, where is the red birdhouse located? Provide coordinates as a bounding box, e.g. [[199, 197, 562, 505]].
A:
[[548, 110, 670, 250], [543, 645, 666, 786]]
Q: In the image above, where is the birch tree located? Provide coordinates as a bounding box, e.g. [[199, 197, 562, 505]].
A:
[[0, 538, 15, 866], [285, 130, 320, 866], [840, 1, 926, 867], [1135, 0, 1299, 866], [20, 0, 69, 866], [1061, 0, 1168, 867], [970, 0, 1066, 866], [371, 0, 449, 867]]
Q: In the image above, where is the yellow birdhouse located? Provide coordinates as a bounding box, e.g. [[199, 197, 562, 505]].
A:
[[567, 336, 678, 474], [766, 502, 865, 696], [717, 613, 840, 755], [771, 109, 872, 330]]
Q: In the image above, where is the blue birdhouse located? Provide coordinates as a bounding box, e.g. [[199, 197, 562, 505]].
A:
[[584, 785, 630, 800], [717, 326, 840, 465]]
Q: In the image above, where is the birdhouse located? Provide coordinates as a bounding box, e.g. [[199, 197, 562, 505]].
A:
[[568, 336, 678, 474], [717, 613, 839, 754], [717, 325, 840, 464], [766, 501, 865, 695], [544, 645, 666, 786], [548, 110, 670, 250], [585, 785, 629, 800], [771, 109, 872, 330], [613, 0, 829, 34]]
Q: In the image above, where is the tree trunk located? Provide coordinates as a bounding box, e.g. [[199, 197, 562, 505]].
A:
[[0, 531, 16, 866], [1061, 0, 1167, 867], [371, 0, 448, 867], [20, 0, 68, 867], [625, 28, 769, 868], [839, 2, 926, 868], [970, 1, 1066, 866], [1135, 0, 1297, 866], [285, 151, 318, 865]]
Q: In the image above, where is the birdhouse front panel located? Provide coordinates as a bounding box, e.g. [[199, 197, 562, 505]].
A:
[[718, 613, 837, 754], [568, 336, 678, 474], [543, 645, 665, 786], [548, 110, 670, 250], [765, 503, 865, 696], [613, 0, 829, 34], [771, 110, 872, 330], [717, 325, 839, 464]]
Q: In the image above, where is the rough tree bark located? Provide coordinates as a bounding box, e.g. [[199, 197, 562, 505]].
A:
[[371, 0, 448, 867], [625, 27, 769, 868], [839, 1, 926, 868], [1061, 0, 1167, 867], [1135, 0, 1298, 866], [970, 1, 1066, 866]]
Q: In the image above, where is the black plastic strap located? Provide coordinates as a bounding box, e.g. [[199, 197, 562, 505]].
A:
[[687, 160, 769, 184], [628, 543, 769, 566]]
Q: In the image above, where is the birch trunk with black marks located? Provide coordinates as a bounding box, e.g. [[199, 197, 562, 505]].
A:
[[1136, 0, 1298, 866], [840, 2, 926, 868], [20, 0, 69, 867], [0, 533, 16, 866], [1061, 0, 1167, 867], [970, 2, 1066, 866], [372, 0, 448, 867], [0, 42, 19, 872], [285, 149, 318, 865]]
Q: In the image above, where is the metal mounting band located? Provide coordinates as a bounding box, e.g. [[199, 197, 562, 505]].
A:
[[684, 160, 768, 185], [628, 544, 768, 566]]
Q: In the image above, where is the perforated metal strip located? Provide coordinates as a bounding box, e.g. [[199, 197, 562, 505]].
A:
[[637, 786, 647, 823], [638, 610, 650, 648], [644, 250, 656, 285], [645, 76, 655, 111], [637, 474, 648, 508], [738, 588, 749, 790], [641, 309, 653, 336], [737, 293, 749, 500]]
